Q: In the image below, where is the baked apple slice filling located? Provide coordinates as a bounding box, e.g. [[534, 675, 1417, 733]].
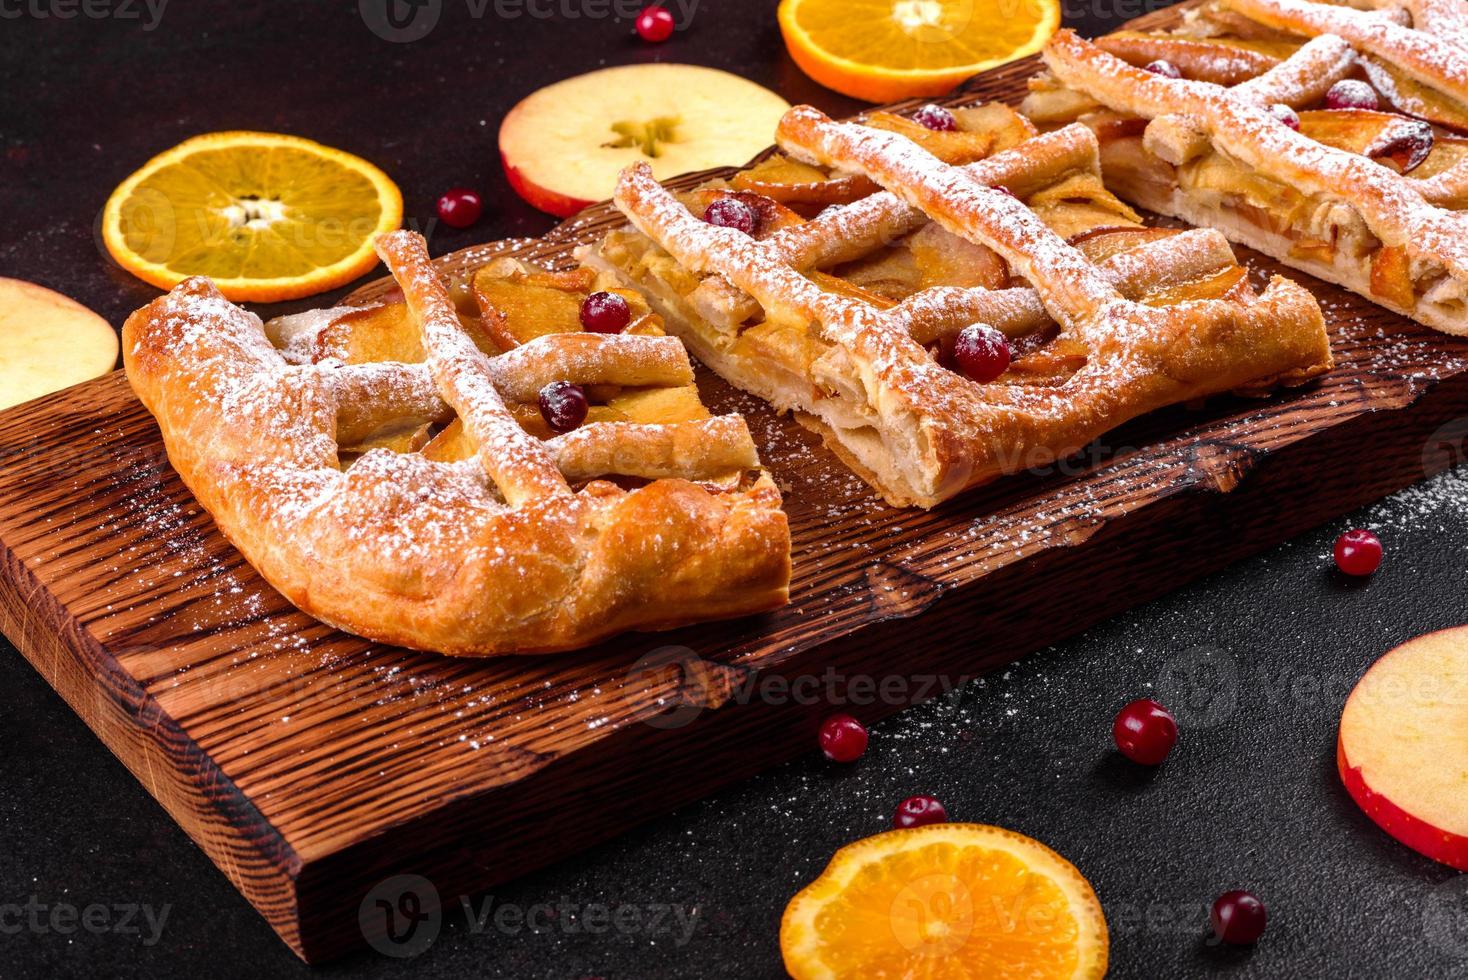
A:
[[1027, 20, 1468, 333], [585, 102, 1331, 506], [264, 258, 736, 486]]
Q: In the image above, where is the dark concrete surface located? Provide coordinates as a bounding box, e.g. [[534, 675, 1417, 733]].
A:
[[3, 1, 1467, 977]]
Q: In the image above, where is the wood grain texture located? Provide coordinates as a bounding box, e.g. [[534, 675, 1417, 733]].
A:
[[4, 2, 1468, 962]]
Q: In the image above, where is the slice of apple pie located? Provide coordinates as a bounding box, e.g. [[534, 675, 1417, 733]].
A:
[[581, 103, 1332, 508], [1025, 10, 1468, 333], [124, 232, 790, 656]]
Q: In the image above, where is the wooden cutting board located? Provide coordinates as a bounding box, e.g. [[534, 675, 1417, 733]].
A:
[[4, 3, 1468, 962]]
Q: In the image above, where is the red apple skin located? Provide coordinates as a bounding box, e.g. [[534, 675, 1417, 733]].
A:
[[1338, 735, 1468, 871], [1338, 624, 1468, 871], [499, 150, 593, 219]]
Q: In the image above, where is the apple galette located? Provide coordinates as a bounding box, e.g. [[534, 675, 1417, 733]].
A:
[[1025, 8, 1468, 333], [582, 103, 1333, 508], [123, 231, 790, 656]]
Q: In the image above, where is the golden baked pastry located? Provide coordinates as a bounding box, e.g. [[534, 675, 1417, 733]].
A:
[[1026, 10, 1468, 333], [583, 103, 1333, 508], [122, 231, 790, 656]]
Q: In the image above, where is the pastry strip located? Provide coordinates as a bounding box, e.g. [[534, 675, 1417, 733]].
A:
[[775, 106, 1122, 332], [1222, 0, 1468, 103], [1042, 30, 1468, 292], [1144, 34, 1357, 165], [550, 416, 759, 482], [377, 231, 570, 505]]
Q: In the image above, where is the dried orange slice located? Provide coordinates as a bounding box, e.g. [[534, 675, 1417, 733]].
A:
[[781, 823, 1108, 979], [778, 0, 1060, 103], [101, 132, 402, 302]]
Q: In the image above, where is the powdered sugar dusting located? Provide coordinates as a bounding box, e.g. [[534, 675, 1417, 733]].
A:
[[1044, 30, 1468, 296]]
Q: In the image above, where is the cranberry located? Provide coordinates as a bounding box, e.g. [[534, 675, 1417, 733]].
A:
[[538, 381, 588, 434], [1211, 890, 1267, 945], [635, 5, 675, 42], [990, 184, 1017, 198], [1334, 528, 1383, 576], [953, 323, 1012, 383], [436, 188, 483, 229], [579, 291, 631, 334], [1267, 103, 1301, 130], [912, 104, 958, 132], [818, 714, 868, 763], [1325, 79, 1380, 111], [704, 196, 757, 235], [893, 795, 948, 829], [1112, 698, 1177, 765], [1144, 59, 1182, 78]]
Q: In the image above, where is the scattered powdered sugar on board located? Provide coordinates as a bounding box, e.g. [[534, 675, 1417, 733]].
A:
[[1361, 465, 1468, 539]]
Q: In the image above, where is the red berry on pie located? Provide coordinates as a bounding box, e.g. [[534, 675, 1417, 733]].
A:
[[893, 795, 948, 828], [1211, 890, 1267, 945], [1325, 79, 1379, 111], [579, 290, 631, 333], [953, 323, 1011, 382], [912, 104, 958, 131], [704, 196, 757, 235], [818, 713, 868, 762], [1112, 698, 1177, 765], [1334, 528, 1383, 576], [635, 5, 675, 42], [538, 381, 588, 433], [1267, 103, 1301, 130], [437, 188, 483, 229], [990, 184, 1017, 198], [1144, 59, 1182, 78]]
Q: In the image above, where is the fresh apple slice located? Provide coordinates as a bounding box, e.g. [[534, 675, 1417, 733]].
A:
[[1338, 625, 1468, 871], [500, 64, 791, 218], [0, 278, 117, 411]]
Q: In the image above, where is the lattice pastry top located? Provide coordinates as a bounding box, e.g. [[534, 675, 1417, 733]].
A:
[[1027, 11, 1468, 332], [122, 231, 790, 656], [595, 104, 1333, 508]]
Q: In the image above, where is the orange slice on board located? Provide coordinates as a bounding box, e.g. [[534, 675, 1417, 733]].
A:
[[781, 823, 1108, 979]]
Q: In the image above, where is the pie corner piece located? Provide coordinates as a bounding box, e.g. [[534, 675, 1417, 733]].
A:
[[121, 233, 791, 658], [587, 99, 1334, 510], [1026, 4, 1468, 336]]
